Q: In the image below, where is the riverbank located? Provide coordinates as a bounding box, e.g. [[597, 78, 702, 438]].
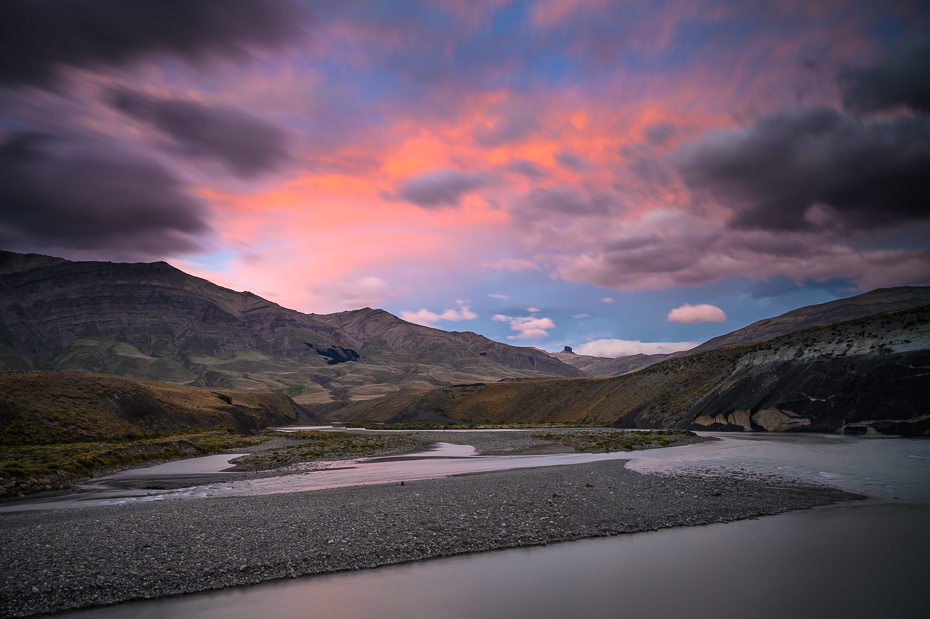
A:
[[0, 456, 857, 618]]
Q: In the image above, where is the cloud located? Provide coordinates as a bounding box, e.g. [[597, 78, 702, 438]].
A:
[[112, 91, 291, 178], [643, 122, 679, 146], [572, 313, 590, 319], [396, 169, 493, 208], [527, 307, 541, 313], [500, 158, 550, 180], [475, 114, 540, 146], [492, 314, 556, 340], [0, 132, 208, 259], [554, 151, 589, 171], [575, 339, 700, 357], [513, 186, 618, 221], [558, 209, 930, 292], [483, 258, 541, 271], [601, 297, 615, 304], [401, 300, 477, 326], [488, 293, 510, 300], [841, 38, 930, 114], [667, 303, 727, 323], [0, 0, 308, 87], [399, 309, 442, 326], [676, 107, 930, 232], [336, 276, 392, 308]]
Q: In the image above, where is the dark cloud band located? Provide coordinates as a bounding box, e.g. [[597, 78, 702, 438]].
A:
[[0, 0, 307, 86], [112, 91, 291, 178], [677, 107, 930, 232], [0, 133, 209, 258], [397, 170, 493, 208]]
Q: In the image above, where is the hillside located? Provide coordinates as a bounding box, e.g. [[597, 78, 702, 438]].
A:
[[0, 370, 319, 445], [0, 251, 580, 406], [357, 305, 930, 436]]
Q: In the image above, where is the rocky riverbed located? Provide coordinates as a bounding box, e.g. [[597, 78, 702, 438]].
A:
[[0, 448, 858, 618]]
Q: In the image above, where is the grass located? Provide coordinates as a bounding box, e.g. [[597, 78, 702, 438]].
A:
[[230, 430, 422, 470], [532, 429, 698, 452], [339, 421, 607, 430]]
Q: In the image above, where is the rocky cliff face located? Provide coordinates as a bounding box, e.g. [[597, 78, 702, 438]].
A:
[[0, 251, 580, 405], [687, 307, 930, 435]]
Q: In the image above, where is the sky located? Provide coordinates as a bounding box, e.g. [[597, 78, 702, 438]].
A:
[[1, 0, 929, 356]]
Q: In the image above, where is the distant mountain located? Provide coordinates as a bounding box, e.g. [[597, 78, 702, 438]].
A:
[[354, 305, 930, 436], [548, 351, 670, 377], [0, 251, 581, 406]]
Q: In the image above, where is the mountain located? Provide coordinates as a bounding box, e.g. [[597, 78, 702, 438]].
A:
[[358, 305, 930, 436], [689, 286, 930, 353], [548, 350, 671, 377], [0, 251, 581, 406]]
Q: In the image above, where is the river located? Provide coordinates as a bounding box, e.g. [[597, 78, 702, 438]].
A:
[[28, 433, 930, 618]]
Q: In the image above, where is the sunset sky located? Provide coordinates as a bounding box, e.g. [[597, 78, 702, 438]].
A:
[[2, 1, 928, 355]]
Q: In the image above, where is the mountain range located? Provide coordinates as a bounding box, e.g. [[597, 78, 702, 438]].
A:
[[2, 250, 928, 436], [0, 251, 580, 410]]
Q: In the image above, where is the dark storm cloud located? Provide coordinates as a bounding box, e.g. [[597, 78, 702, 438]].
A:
[[841, 38, 930, 114], [0, 0, 307, 87], [677, 107, 930, 232], [112, 91, 290, 178], [0, 133, 209, 258], [396, 170, 493, 208]]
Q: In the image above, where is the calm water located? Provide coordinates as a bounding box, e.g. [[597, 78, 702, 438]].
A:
[[34, 434, 930, 619]]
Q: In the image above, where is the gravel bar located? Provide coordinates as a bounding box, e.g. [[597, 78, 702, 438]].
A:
[[0, 459, 858, 618]]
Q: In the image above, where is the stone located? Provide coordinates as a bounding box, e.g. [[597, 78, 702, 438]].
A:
[[752, 408, 811, 432]]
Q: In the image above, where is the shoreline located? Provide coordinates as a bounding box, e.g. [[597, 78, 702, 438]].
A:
[[0, 456, 858, 618]]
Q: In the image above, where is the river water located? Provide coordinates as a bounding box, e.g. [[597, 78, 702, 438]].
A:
[[28, 434, 930, 618]]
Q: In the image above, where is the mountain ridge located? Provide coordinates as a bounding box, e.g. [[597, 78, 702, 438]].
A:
[[0, 251, 581, 405]]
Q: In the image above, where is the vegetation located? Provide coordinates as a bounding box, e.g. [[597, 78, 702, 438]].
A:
[[0, 370, 306, 445], [231, 430, 422, 470], [338, 421, 604, 430], [533, 430, 698, 452], [0, 430, 269, 497]]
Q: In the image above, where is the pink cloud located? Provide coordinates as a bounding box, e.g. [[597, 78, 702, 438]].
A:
[[492, 314, 557, 339], [667, 303, 727, 323], [401, 301, 478, 326], [575, 338, 700, 357]]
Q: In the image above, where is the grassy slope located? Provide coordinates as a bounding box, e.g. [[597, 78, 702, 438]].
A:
[[0, 370, 312, 445]]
